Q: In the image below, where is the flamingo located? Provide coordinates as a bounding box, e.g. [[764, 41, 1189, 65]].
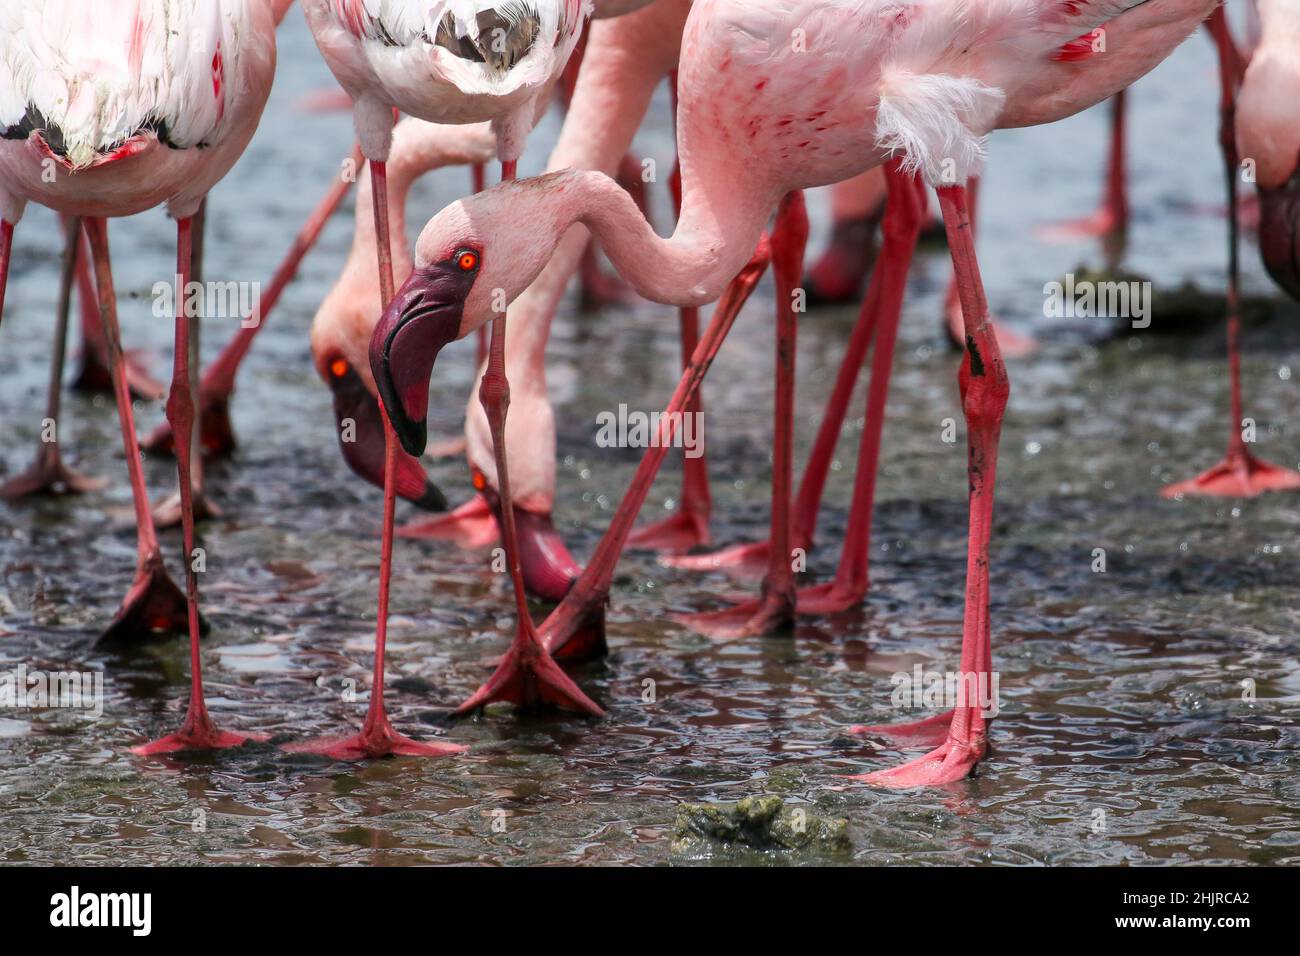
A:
[[399, 0, 695, 600], [312, 118, 497, 507], [0, 0, 279, 751], [371, 0, 1217, 784], [288, 0, 590, 757], [1162, 0, 1300, 497]]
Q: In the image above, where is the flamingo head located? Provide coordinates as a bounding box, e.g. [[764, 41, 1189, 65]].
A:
[[1257, 165, 1300, 301], [311, 296, 448, 511], [371, 180, 568, 456]]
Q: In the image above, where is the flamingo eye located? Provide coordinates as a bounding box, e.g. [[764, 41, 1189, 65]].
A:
[[329, 357, 348, 379], [455, 250, 480, 272]]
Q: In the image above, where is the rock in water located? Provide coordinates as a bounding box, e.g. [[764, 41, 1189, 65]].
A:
[[672, 795, 850, 854]]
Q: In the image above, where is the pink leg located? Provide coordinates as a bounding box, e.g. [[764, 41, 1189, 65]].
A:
[[134, 217, 265, 755], [71, 225, 164, 402], [544, 245, 773, 660], [0, 218, 12, 328], [1038, 90, 1129, 266], [943, 178, 1037, 358], [152, 202, 220, 530], [1, 216, 108, 498], [1162, 10, 1300, 498], [455, 311, 603, 716], [455, 157, 599, 712], [629, 154, 714, 555], [286, 160, 465, 759], [803, 190, 884, 306], [676, 192, 808, 640], [81, 218, 190, 645], [799, 162, 926, 615], [663, 209, 891, 579], [145, 145, 362, 460], [852, 184, 1006, 788]]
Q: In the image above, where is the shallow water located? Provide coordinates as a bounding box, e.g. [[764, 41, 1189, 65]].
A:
[[2, 23, 1299, 867]]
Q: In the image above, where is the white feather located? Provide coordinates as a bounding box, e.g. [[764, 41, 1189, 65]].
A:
[[874, 69, 1005, 184]]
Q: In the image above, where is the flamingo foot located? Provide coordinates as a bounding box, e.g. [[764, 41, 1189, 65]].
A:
[[847, 708, 986, 787], [1035, 206, 1123, 243], [73, 346, 165, 402], [455, 638, 603, 716], [660, 538, 772, 579], [143, 391, 237, 460], [0, 455, 107, 498], [627, 507, 711, 555], [849, 732, 986, 788], [133, 713, 267, 755], [673, 592, 793, 641], [1160, 450, 1300, 499], [152, 487, 221, 530], [398, 495, 499, 548], [544, 601, 609, 663], [281, 717, 466, 761], [849, 708, 955, 747], [97, 552, 197, 644], [795, 579, 866, 616]]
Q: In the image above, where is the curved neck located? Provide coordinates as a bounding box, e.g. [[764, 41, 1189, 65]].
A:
[[558, 168, 776, 308]]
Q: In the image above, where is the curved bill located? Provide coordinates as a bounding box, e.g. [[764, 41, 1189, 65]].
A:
[[369, 261, 475, 458]]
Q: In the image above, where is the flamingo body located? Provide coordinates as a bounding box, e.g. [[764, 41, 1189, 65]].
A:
[[302, 0, 590, 161], [0, 0, 276, 222]]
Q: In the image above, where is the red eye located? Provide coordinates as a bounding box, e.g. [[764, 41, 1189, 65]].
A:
[[457, 251, 479, 272], [329, 357, 348, 379]]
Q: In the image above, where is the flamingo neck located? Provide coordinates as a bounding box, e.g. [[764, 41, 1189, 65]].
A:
[[561, 168, 776, 308]]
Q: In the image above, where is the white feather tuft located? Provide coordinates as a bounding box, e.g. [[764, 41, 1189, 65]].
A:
[[874, 68, 1006, 186]]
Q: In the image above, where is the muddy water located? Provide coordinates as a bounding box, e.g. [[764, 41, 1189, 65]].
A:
[[1, 24, 1298, 866]]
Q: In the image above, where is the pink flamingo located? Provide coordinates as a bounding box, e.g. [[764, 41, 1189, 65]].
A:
[[312, 118, 497, 507], [372, 0, 1216, 784], [1163, 0, 1300, 497], [288, 0, 588, 758], [402, 0, 696, 598], [0, 0, 279, 750]]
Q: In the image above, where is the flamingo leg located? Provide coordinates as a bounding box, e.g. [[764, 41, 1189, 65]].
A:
[[0, 216, 108, 499], [1161, 9, 1300, 498], [144, 145, 363, 460], [662, 232, 887, 579], [454, 310, 603, 716], [943, 178, 1037, 358], [542, 244, 772, 661], [854, 184, 1006, 788], [798, 163, 925, 615], [153, 202, 220, 530], [134, 216, 264, 755], [285, 159, 466, 758], [675, 192, 808, 640], [1038, 90, 1129, 266], [629, 153, 715, 555], [0, 218, 13, 329], [80, 218, 190, 645], [70, 224, 164, 401]]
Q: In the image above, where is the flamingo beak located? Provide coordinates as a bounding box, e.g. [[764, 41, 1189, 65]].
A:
[[327, 362, 447, 511], [369, 264, 472, 458], [1257, 168, 1300, 301]]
